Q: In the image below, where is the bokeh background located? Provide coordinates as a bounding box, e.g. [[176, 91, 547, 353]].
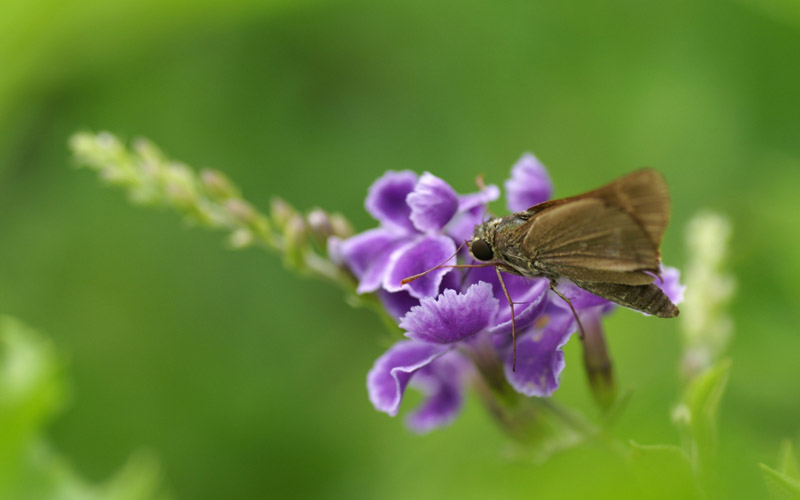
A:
[[2, 0, 800, 498]]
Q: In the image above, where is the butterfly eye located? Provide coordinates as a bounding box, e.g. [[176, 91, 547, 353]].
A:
[[471, 239, 493, 261]]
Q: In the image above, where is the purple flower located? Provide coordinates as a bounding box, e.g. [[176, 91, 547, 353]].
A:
[[338, 171, 499, 301], [367, 341, 472, 432], [658, 266, 686, 305], [344, 155, 685, 432], [505, 153, 552, 212], [368, 281, 565, 432], [367, 283, 499, 432], [501, 305, 575, 397]]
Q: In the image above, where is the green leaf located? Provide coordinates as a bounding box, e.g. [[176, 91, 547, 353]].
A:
[[778, 440, 800, 480], [761, 463, 800, 500], [0, 315, 66, 463], [0, 316, 168, 500]]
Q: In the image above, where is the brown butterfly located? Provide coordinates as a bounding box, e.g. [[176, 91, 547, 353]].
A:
[[404, 169, 678, 370]]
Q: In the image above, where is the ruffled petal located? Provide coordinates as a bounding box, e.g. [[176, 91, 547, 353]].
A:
[[503, 311, 575, 397], [338, 228, 407, 294], [463, 267, 550, 327], [407, 173, 459, 232], [367, 340, 449, 416], [505, 153, 553, 212], [379, 271, 461, 320], [658, 265, 686, 305], [365, 170, 418, 232], [406, 350, 472, 432], [400, 282, 499, 344], [488, 278, 549, 336], [383, 235, 457, 299]]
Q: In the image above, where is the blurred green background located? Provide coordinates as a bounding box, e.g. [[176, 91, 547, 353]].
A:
[[2, 0, 800, 498]]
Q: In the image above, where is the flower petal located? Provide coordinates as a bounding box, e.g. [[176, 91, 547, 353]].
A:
[[503, 311, 574, 397], [365, 170, 418, 232], [505, 153, 553, 212], [406, 350, 472, 433], [658, 266, 686, 305], [463, 267, 550, 329], [379, 290, 420, 320], [383, 235, 456, 299], [367, 340, 449, 416], [407, 172, 459, 232], [400, 282, 499, 344], [488, 279, 549, 336], [338, 228, 407, 293]]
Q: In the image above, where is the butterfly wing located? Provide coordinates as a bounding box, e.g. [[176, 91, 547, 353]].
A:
[[526, 169, 670, 247], [522, 197, 661, 285], [572, 279, 679, 317]]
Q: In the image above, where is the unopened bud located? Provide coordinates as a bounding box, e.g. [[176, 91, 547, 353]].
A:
[[307, 208, 333, 245], [165, 182, 194, 209], [96, 131, 124, 154], [285, 213, 308, 248], [270, 197, 294, 229], [225, 198, 258, 225], [228, 228, 254, 249], [329, 213, 354, 239], [283, 213, 309, 269], [581, 312, 617, 410], [201, 169, 240, 200], [132, 137, 167, 169], [69, 132, 98, 158], [163, 163, 198, 210]]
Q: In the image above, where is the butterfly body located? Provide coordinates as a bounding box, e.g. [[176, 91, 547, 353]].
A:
[[470, 169, 679, 318]]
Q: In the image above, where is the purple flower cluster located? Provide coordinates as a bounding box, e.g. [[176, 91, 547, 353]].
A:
[[333, 154, 685, 432]]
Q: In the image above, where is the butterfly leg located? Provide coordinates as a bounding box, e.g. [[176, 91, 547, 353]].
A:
[[549, 281, 587, 340], [495, 268, 517, 372]]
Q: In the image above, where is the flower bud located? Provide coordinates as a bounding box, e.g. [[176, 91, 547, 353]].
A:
[[283, 213, 309, 270], [329, 213, 354, 239], [225, 198, 258, 226], [201, 169, 240, 200], [307, 208, 334, 245], [132, 137, 165, 165], [228, 228, 254, 249], [580, 312, 617, 410], [163, 163, 199, 210], [285, 213, 308, 248], [270, 197, 294, 229]]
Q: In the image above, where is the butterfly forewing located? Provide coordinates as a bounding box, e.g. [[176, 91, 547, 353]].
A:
[[525, 169, 670, 246], [522, 197, 661, 285], [590, 169, 670, 246]]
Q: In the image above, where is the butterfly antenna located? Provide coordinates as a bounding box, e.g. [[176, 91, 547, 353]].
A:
[[401, 241, 468, 285], [495, 268, 517, 372], [549, 282, 587, 340]]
